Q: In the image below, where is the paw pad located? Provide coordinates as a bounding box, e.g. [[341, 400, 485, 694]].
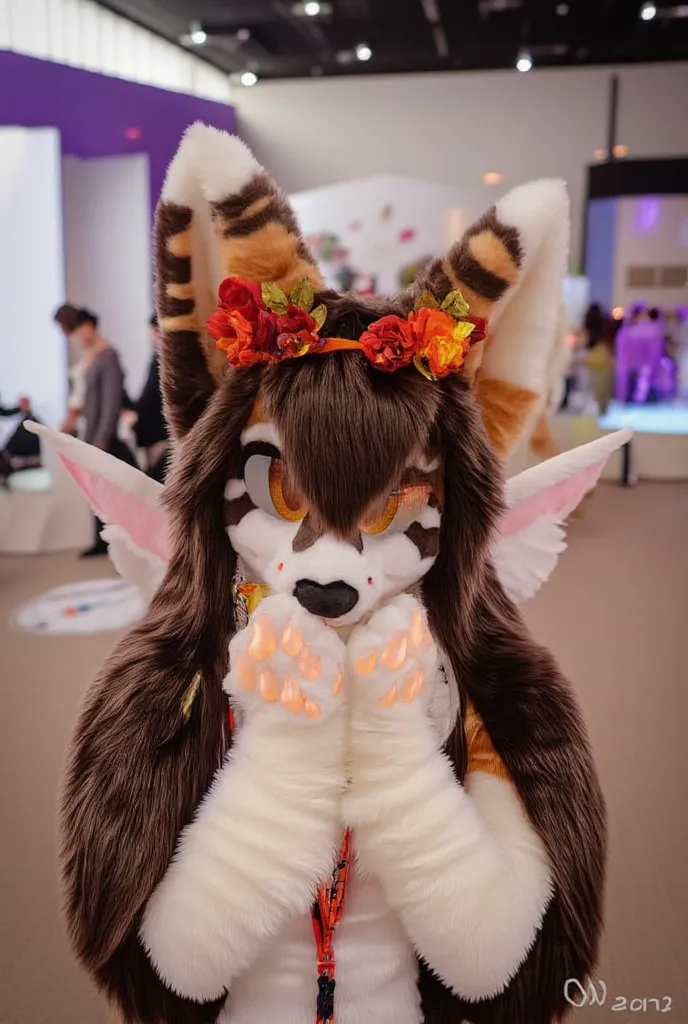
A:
[[234, 612, 341, 719]]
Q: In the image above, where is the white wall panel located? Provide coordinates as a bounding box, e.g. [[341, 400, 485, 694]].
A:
[[0, 0, 10, 49], [0, 127, 67, 427], [62, 153, 153, 398]]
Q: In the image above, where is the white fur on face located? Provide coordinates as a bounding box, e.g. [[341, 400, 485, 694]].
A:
[[228, 424, 440, 625]]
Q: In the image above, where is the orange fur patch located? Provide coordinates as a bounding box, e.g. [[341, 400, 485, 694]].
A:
[[167, 281, 195, 301], [467, 231, 520, 286], [167, 229, 192, 258], [214, 219, 323, 292], [530, 414, 559, 460], [246, 395, 268, 426], [238, 195, 273, 220], [464, 700, 511, 782], [474, 377, 539, 460], [161, 313, 200, 335]]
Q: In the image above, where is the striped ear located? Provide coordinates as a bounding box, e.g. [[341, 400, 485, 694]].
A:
[[402, 180, 569, 460], [156, 122, 323, 440]]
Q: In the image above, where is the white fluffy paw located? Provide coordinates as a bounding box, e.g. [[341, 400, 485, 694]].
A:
[[226, 593, 345, 721], [346, 593, 438, 713]]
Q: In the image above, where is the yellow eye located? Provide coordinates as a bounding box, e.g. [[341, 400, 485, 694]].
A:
[[268, 459, 307, 522]]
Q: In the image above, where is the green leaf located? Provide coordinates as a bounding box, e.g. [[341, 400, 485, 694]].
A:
[[413, 353, 437, 381], [261, 281, 289, 315], [290, 278, 315, 312], [414, 289, 439, 311], [440, 289, 470, 319], [311, 304, 327, 332]]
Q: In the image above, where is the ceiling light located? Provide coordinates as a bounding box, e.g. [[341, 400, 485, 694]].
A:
[[304, 0, 322, 13], [612, 307, 624, 320], [640, 2, 657, 18], [240, 71, 259, 87], [236, 28, 251, 42], [355, 42, 373, 61], [613, 144, 629, 157], [516, 49, 533, 72], [483, 171, 503, 185], [593, 147, 607, 160], [189, 21, 207, 45], [556, 2, 569, 12]]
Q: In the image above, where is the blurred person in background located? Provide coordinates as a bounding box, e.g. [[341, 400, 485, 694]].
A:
[[132, 315, 169, 482], [53, 304, 84, 435], [0, 395, 41, 486], [71, 308, 135, 556]]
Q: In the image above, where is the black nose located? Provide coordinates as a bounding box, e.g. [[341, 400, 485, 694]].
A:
[[293, 579, 359, 618]]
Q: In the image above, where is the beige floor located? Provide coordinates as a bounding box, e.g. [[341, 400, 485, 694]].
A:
[[1, 482, 687, 1023]]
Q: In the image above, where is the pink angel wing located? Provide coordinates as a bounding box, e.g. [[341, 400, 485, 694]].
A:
[[494, 429, 632, 602], [25, 423, 171, 600]]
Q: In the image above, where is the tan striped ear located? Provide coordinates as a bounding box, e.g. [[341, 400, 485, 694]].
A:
[[401, 181, 569, 460], [155, 123, 323, 439]]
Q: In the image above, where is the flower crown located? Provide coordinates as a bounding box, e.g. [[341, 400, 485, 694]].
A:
[[206, 276, 487, 381]]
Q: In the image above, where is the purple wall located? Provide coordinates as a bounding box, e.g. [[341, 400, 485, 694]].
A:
[[0, 50, 236, 210]]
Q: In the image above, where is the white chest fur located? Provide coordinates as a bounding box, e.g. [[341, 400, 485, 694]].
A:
[[219, 864, 421, 1024]]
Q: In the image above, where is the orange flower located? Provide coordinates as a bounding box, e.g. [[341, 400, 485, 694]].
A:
[[409, 306, 475, 379], [207, 308, 277, 367]]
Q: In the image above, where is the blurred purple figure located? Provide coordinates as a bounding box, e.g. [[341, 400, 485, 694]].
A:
[[614, 305, 667, 403]]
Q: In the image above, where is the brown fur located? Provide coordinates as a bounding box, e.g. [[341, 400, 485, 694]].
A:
[[155, 203, 220, 440], [60, 187, 604, 1024], [60, 369, 262, 1024], [474, 376, 540, 460]]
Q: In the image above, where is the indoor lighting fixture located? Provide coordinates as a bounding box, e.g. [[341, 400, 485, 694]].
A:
[[189, 21, 207, 45], [594, 148, 607, 160], [240, 70, 259, 87], [612, 307, 624, 320], [516, 49, 533, 72], [236, 28, 251, 42], [355, 42, 373, 61], [614, 144, 629, 157], [483, 171, 503, 185], [640, 2, 657, 18], [304, 0, 322, 13], [556, 2, 569, 13]]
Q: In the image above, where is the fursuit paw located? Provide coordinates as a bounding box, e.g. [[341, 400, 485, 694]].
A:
[[226, 593, 345, 722], [346, 593, 438, 715]]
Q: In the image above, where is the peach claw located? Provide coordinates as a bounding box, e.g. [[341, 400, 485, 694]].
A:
[[236, 653, 256, 692], [281, 674, 305, 713], [248, 615, 277, 661], [381, 632, 408, 671], [332, 671, 343, 696], [303, 698, 322, 719], [297, 648, 322, 681], [257, 667, 280, 702], [401, 668, 424, 703], [378, 682, 399, 708], [355, 650, 377, 676], [282, 625, 304, 657], [409, 609, 426, 651]]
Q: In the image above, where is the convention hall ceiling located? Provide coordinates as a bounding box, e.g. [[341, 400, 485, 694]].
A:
[[93, 0, 688, 80]]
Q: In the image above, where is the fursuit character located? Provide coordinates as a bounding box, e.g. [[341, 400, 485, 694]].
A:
[[36, 124, 632, 1024]]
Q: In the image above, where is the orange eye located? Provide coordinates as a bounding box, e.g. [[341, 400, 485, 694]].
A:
[[360, 484, 434, 537], [360, 492, 400, 535], [268, 460, 307, 522]]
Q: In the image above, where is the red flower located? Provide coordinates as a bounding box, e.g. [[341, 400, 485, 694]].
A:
[[463, 315, 487, 345], [218, 277, 264, 325], [359, 314, 417, 372], [276, 303, 317, 336]]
